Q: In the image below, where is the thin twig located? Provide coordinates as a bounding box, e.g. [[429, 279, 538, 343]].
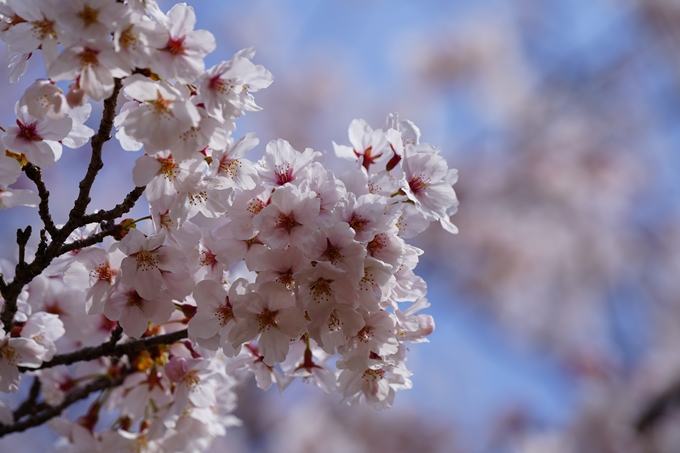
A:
[[0, 372, 128, 436], [23, 164, 57, 237], [58, 230, 116, 255], [12, 377, 41, 420], [16, 226, 31, 269], [24, 329, 188, 371], [67, 78, 123, 224], [106, 323, 124, 346], [79, 186, 146, 227], [636, 378, 680, 434], [0, 80, 139, 333]]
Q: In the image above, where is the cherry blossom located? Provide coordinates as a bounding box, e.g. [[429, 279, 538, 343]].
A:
[[0, 1, 456, 447]]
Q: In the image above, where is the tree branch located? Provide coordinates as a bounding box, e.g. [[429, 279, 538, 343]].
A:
[[635, 378, 680, 434], [12, 377, 42, 420], [0, 81, 142, 333], [23, 164, 57, 237], [0, 372, 128, 437], [78, 185, 146, 227], [67, 78, 123, 224], [25, 329, 188, 371], [58, 230, 116, 255]]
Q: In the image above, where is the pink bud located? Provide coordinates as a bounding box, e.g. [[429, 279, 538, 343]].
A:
[[165, 356, 189, 382], [66, 84, 87, 108], [415, 314, 435, 337]]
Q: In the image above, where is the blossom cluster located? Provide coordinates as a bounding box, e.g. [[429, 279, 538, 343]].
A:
[[0, 0, 458, 450]]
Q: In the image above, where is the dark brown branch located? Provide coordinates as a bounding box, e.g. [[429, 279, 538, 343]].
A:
[[27, 329, 188, 371], [67, 78, 123, 224], [12, 377, 41, 420], [78, 185, 146, 227], [636, 378, 680, 434], [0, 80, 142, 333], [16, 226, 31, 269], [107, 323, 123, 346], [0, 372, 128, 437], [23, 164, 57, 237], [58, 230, 116, 255]]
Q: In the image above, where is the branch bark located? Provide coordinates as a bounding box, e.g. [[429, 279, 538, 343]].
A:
[[23, 329, 188, 372], [636, 378, 680, 434], [0, 372, 129, 437]]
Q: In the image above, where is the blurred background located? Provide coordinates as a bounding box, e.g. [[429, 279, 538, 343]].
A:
[[2, 0, 680, 451]]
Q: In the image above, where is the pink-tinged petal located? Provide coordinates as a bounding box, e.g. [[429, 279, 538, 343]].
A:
[[146, 232, 166, 251], [291, 193, 320, 225], [166, 3, 196, 36], [118, 228, 146, 255], [104, 291, 127, 320], [63, 262, 90, 289], [259, 328, 290, 366], [76, 247, 109, 268], [194, 280, 226, 309], [9, 337, 46, 367], [120, 304, 148, 338], [37, 116, 72, 141], [313, 367, 337, 394], [184, 29, 215, 54], [155, 246, 186, 273], [134, 267, 163, 300], [187, 380, 214, 407], [132, 155, 162, 186], [145, 298, 175, 326], [119, 256, 138, 288], [0, 189, 40, 209], [188, 310, 220, 339], [258, 281, 293, 311], [165, 356, 189, 382], [276, 306, 305, 337], [228, 318, 259, 347], [82, 65, 113, 102], [123, 77, 158, 102], [0, 153, 21, 186], [23, 141, 59, 168], [252, 362, 274, 390], [0, 359, 21, 392], [86, 281, 110, 315]]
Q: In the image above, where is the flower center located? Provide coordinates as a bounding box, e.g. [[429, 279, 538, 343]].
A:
[[135, 250, 158, 271], [408, 174, 429, 194], [16, 120, 42, 142], [126, 291, 143, 307], [0, 344, 18, 366], [327, 311, 342, 332], [247, 198, 266, 215], [216, 301, 233, 326], [78, 47, 100, 69], [200, 250, 217, 267], [164, 36, 186, 56], [32, 18, 56, 41], [91, 263, 115, 283], [310, 278, 332, 303], [159, 155, 178, 179], [321, 239, 343, 265], [367, 234, 386, 256], [77, 6, 99, 27], [209, 76, 232, 94], [276, 269, 295, 289], [362, 368, 385, 381], [274, 164, 294, 185], [349, 214, 368, 232], [276, 212, 300, 234], [147, 91, 174, 119], [256, 308, 277, 331], [219, 159, 241, 179]]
